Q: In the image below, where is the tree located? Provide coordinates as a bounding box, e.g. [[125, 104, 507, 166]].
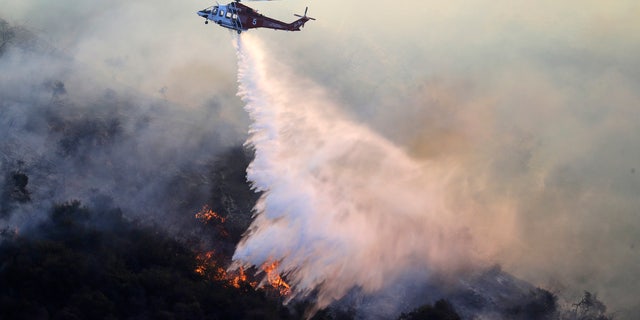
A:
[[0, 201, 291, 320], [556, 291, 613, 320], [398, 299, 461, 320], [0, 18, 15, 55]]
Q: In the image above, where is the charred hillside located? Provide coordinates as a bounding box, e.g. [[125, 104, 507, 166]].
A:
[[0, 201, 290, 320]]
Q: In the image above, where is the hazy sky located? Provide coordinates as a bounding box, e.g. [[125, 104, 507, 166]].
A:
[[4, 0, 640, 316]]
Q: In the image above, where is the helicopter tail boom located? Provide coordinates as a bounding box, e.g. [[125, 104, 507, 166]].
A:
[[289, 7, 315, 31]]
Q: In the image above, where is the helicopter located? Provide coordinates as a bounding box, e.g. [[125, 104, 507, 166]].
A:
[[197, 0, 315, 34]]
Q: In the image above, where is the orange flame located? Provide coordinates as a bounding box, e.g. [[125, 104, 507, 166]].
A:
[[192, 206, 290, 296], [261, 261, 291, 296], [195, 251, 227, 280], [195, 205, 226, 224], [229, 266, 249, 289], [194, 251, 257, 289]]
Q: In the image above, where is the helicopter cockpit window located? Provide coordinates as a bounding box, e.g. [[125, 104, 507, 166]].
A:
[[219, 10, 224, 17], [212, 7, 218, 15]]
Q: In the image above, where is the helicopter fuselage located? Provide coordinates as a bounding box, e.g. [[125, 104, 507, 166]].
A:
[[197, 2, 312, 34]]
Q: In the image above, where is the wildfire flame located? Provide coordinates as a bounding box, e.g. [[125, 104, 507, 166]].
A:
[[195, 205, 226, 224], [261, 261, 291, 296], [194, 251, 290, 296], [194, 251, 227, 281], [229, 266, 249, 289], [193, 205, 290, 296]]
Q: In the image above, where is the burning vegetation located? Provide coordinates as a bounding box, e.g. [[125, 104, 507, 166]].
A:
[[194, 249, 291, 296], [261, 261, 292, 296], [0, 201, 292, 319], [192, 205, 291, 298], [194, 249, 252, 288], [195, 205, 226, 224]]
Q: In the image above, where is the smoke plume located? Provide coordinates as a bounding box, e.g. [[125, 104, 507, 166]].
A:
[[0, 19, 246, 235]]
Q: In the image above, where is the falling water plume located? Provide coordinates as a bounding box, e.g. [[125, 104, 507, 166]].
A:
[[230, 34, 499, 312]]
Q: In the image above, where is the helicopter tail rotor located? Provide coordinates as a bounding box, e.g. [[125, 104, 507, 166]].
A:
[[294, 7, 316, 20]]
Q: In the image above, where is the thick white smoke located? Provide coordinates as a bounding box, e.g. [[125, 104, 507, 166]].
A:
[[231, 34, 512, 311]]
